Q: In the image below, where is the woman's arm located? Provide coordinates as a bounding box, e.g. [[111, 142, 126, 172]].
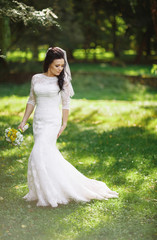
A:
[[18, 103, 35, 131], [57, 109, 69, 138], [57, 78, 74, 138], [18, 76, 36, 131]]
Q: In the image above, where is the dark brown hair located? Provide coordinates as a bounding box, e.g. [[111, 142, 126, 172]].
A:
[[43, 47, 65, 91]]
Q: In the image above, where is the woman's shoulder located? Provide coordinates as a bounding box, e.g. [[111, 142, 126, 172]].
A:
[[31, 73, 43, 83], [32, 73, 43, 79]]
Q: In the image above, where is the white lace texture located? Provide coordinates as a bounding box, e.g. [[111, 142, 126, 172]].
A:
[[23, 73, 119, 207], [27, 73, 71, 110]]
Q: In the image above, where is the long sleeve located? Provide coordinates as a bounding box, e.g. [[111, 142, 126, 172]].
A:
[[27, 76, 36, 106], [61, 80, 74, 110]]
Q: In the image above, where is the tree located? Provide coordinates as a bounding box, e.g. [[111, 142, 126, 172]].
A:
[[35, 0, 84, 60], [120, 0, 155, 63], [0, 0, 59, 57], [150, 0, 157, 39]]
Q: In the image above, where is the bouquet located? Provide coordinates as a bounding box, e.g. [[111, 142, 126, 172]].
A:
[[5, 123, 30, 147]]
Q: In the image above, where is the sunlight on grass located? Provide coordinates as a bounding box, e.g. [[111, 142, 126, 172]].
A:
[[70, 63, 153, 77], [126, 169, 144, 183], [78, 157, 98, 166], [0, 73, 156, 240]]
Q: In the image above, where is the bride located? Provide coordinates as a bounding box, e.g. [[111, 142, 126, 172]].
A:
[[18, 47, 119, 207]]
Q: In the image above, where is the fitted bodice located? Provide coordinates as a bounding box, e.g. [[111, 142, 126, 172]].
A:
[[27, 73, 72, 110], [34, 75, 61, 110]]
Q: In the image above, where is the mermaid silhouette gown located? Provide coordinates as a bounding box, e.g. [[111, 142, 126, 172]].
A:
[[23, 73, 119, 207]]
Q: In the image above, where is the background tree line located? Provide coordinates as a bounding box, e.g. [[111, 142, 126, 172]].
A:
[[0, 0, 157, 66]]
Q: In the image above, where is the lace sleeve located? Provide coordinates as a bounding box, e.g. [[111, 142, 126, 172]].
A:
[[27, 76, 36, 106], [61, 80, 73, 110]]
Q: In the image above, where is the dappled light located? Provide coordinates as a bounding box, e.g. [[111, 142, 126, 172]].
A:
[[0, 0, 157, 238], [0, 70, 156, 239]]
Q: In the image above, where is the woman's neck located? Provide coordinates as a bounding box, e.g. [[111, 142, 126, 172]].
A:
[[45, 71, 55, 77]]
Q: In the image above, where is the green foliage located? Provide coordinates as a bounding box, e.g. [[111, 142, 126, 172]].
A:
[[0, 72, 156, 239], [6, 47, 156, 66], [0, 16, 11, 55], [1, 0, 157, 63], [151, 64, 157, 75], [0, 0, 59, 58], [52, 0, 84, 53], [0, 0, 59, 27]]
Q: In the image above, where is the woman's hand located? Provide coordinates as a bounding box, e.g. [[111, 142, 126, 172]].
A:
[[18, 121, 26, 132], [57, 123, 67, 139]]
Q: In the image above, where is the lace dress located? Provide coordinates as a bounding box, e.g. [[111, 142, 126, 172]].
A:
[[23, 73, 119, 207]]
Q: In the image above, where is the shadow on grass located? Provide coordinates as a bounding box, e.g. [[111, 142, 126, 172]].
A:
[[60, 123, 157, 181], [74, 210, 157, 240], [0, 118, 156, 240], [0, 74, 156, 239], [1, 118, 156, 193]]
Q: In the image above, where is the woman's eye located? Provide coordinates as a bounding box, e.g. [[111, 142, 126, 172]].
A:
[[55, 65, 64, 68]]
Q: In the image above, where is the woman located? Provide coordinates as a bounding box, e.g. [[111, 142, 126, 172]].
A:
[[18, 47, 119, 207]]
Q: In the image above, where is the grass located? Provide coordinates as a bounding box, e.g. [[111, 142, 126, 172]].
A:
[[7, 61, 155, 78], [5, 47, 156, 77], [71, 63, 154, 76], [0, 70, 157, 240]]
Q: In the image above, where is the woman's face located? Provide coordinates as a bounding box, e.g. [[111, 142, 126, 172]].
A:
[[48, 58, 65, 76]]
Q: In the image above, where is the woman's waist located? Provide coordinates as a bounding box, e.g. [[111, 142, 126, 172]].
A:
[[36, 101, 60, 106], [35, 102, 60, 110], [34, 106, 61, 116], [36, 96, 60, 105]]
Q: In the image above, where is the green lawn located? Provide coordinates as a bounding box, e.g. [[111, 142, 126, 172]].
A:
[[6, 48, 156, 77], [0, 72, 157, 240], [7, 61, 155, 78]]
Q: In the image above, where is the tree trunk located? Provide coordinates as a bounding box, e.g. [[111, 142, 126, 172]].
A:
[[84, 48, 88, 61], [67, 49, 74, 61], [146, 26, 152, 57], [0, 17, 11, 56], [32, 45, 39, 61], [112, 15, 120, 58], [150, 0, 157, 39], [0, 17, 11, 76], [135, 32, 147, 64], [93, 46, 97, 62]]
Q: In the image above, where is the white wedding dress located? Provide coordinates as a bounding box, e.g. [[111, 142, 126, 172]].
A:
[[23, 73, 119, 207]]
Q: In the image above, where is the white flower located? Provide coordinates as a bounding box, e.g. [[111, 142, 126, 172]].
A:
[[6, 137, 11, 142], [5, 127, 24, 146], [5, 127, 11, 133]]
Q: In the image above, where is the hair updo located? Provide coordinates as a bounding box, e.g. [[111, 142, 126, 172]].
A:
[[43, 47, 65, 92]]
